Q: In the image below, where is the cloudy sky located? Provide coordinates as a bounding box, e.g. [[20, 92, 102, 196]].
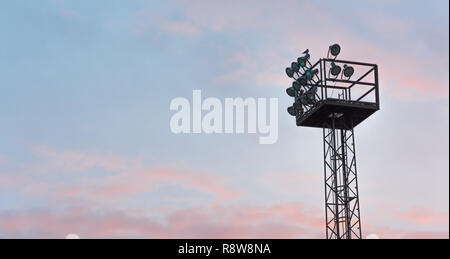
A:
[[0, 0, 448, 238]]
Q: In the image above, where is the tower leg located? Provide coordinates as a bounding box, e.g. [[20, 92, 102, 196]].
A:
[[323, 116, 362, 239]]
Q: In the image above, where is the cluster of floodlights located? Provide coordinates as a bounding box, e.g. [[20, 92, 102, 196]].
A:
[[285, 43, 355, 117]]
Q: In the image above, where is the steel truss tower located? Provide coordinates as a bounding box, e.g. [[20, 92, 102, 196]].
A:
[[323, 118, 361, 239], [284, 45, 379, 239]]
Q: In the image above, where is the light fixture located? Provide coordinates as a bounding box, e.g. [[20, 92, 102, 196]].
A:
[[343, 64, 354, 78], [287, 106, 297, 116], [291, 62, 300, 73], [294, 90, 305, 108], [329, 44, 341, 58], [330, 62, 341, 76], [306, 92, 316, 104], [298, 85, 318, 105], [286, 87, 296, 97], [285, 67, 294, 78], [293, 100, 304, 116], [297, 57, 306, 67], [293, 81, 301, 91], [298, 68, 318, 86], [298, 75, 308, 86], [306, 69, 319, 80]]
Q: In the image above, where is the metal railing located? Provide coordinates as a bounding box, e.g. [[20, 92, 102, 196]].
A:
[[296, 59, 379, 119]]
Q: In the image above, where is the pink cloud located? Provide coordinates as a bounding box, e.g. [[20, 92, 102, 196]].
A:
[[32, 144, 141, 172], [393, 206, 449, 225], [1, 204, 447, 239], [179, 0, 267, 33], [1, 145, 448, 238], [0, 145, 244, 211], [134, 0, 448, 99], [0, 146, 324, 238], [364, 224, 449, 239], [0, 202, 323, 238]]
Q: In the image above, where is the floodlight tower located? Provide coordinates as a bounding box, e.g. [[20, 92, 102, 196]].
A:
[[284, 44, 380, 239]]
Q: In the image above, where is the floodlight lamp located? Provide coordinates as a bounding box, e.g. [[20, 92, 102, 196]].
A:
[[297, 57, 306, 67], [329, 44, 341, 57], [298, 75, 308, 86], [330, 62, 341, 76], [286, 87, 296, 97], [299, 96, 308, 105], [293, 81, 301, 91], [293, 101, 302, 110], [343, 64, 354, 78], [287, 106, 297, 116], [301, 91, 316, 105], [291, 62, 300, 73], [306, 69, 318, 80], [308, 98, 316, 105], [285, 67, 294, 78]]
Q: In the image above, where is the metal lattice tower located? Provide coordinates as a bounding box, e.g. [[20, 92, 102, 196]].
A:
[[323, 119, 361, 239], [284, 44, 379, 239]]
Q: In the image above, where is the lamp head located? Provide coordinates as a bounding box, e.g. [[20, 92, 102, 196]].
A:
[[343, 64, 354, 78], [293, 81, 301, 91], [297, 57, 307, 67], [285, 67, 294, 78], [287, 106, 297, 116], [286, 87, 296, 97], [330, 62, 341, 76], [329, 44, 341, 57], [298, 75, 308, 86], [291, 62, 300, 73], [293, 101, 302, 110]]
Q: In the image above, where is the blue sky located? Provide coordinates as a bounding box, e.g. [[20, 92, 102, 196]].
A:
[[0, 0, 448, 238]]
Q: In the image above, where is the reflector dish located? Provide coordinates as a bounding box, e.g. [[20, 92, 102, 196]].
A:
[[329, 44, 341, 57], [343, 64, 354, 78], [293, 81, 301, 91], [285, 67, 294, 78], [299, 75, 308, 86], [287, 106, 297, 116], [291, 62, 300, 73], [330, 62, 341, 76], [286, 87, 296, 97]]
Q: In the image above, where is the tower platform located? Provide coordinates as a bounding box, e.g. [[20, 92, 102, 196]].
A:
[[296, 98, 379, 129], [294, 59, 380, 130]]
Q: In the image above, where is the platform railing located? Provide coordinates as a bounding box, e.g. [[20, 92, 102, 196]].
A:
[[297, 59, 379, 119]]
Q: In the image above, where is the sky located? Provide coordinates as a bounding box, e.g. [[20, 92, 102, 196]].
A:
[[0, 0, 448, 238]]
